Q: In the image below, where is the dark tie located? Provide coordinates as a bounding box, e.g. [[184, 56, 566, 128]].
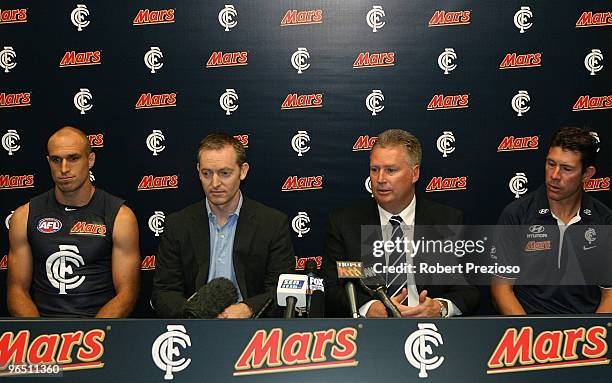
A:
[[386, 215, 406, 297]]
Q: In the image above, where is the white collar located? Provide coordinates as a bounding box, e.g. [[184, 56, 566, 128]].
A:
[[377, 195, 416, 226]]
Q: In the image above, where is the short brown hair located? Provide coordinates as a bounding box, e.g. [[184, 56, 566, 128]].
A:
[[373, 129, 422, 165], [197, 133, 246, 166], [549, 127, 597, 171]]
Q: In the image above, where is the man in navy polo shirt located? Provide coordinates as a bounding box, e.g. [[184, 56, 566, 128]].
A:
[[491, 127, 612, 314]]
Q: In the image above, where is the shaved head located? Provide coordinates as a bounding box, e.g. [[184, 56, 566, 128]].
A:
[[47, 126, 91, 155]]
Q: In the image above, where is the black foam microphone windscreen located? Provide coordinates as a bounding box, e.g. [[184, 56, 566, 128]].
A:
[[183, 277, 238, 319]]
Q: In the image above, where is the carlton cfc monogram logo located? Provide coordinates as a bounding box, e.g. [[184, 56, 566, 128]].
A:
[[2, 129, 20, 155], [291, 47, 310, 74], [219, 5, 237, 31], [590, 131, 600, 152], [509, 172, 528, 198], [584, 49, 603, 76], [438, 48, 457, 74], [220, 89, 238, 115], [145, 47, 164, 73], [366, 5, 385, 32], [71, 4, 90, 32], [74, 88, 93, 114], [405, 323, 444, 378], [291, 131, 310, 157], [511, 90, 530, 116], [147, 130, 166, 156], [366, 90, 384, 115], [0, 46, 17, 73], [152, 325, 192, 380], [46, 244, 86, 294], [514, 6, 532, 33], [292, 212, 310, 238], [437, 131, 455, 158], [149, 211, 165, 236]]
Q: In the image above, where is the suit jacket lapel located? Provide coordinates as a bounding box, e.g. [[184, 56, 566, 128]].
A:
[[233, 198, 256, 298], [191, 200, 211, 288]]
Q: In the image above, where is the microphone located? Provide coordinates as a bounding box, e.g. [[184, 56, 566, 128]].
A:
[[305, 259, 325, 318], [336, 261, 365, 318], [251, 298, 273, 319], [359, 266, 401, 318], [183, 277, 238, 319], [276, 274, 308, 319]]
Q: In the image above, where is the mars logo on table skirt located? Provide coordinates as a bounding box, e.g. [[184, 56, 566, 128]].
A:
[[487, 326, 609, 374], [233, 327, 358, 376]]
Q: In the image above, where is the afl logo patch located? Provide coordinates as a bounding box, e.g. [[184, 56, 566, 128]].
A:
[[37, 218, 62, 233]]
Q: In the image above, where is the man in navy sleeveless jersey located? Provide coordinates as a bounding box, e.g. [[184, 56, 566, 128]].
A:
[[7, 126, 141, 317]]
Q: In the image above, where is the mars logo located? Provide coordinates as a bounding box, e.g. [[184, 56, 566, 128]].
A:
[[71, 4, 90, 32], [59, 50, 101, 68], [514, 6, 533, 33], [427, 94, 469, 110], [0, 174, 34, 189], [219, 5, 237, 31], [0, 92, 31, 107], [281, 10, 323, 26], [292, 212, 310, 238], [133, 9, 175, 25], [37, 218, 62, 234], [425, 177, 467, 192], [147, 130, 165, 156], [438, 48, 457, 74], [353, 135, 378, 151], [291, 47, 310, 74], [590, 131, 600, 152], [46, 244, 85, 294], [144, 47, 164, 73], [206, 51, 248, 68], [499, 52, 542, 69], [282, 176, 323, 191], [138, 175, 178, 191], [141, 255, 156, 270], [0, 46, 16, 73], [0, 255, 6, 270], [291, 131, 310, 157], [220, 89, 238, 115], [70, 222, 106, 236], [437, 131, 455, 158], [366, 5, 385, 32], [74, 88, 93, 114], [88, 133, 104, 148], [584, 49, 603, 75], [0, 9, 27, 24], [366, 90, 384, 115], [584, 177, 611, 192], [281, 93, 323, 110], [152, 325, 192, 380], [0, 329, 106, 370], [428, 10, 470, 27], [511, 90, 530, 116], [234, 134, 249, 147], [498, 136, 539, 152], [2, 129, 20, 155], [405, 323, 444, 378], [353, 52, 395, 68], [487, 326, 609, 374], [233, 327, 358, 376], [135, 92, 177, 109], [509, 172, 528, 198], [572, 95, 612, 111], [149, 211, 165, 237], [576, 12, 612, 28], [295, 256, 323, 271]]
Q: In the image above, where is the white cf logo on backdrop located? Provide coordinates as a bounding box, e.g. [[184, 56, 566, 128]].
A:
[[291, 47, 310, 74], [366, 5, 385, 32], [74, 88, 93, 114], [292, 212, 310, 238], [509, 172, 528, 198], [219, 89, 238, 115], [514, 6, 532, 33], [438, 48, 457, 75], [152, 325, 192, 380], [149, 211, 165, 237], [405, 323, 445, 378], [584, 49, 603, 76], [291, 131, 310, 157], [46, 245, 86, 295], [5, 210, 14, 230], [589, 131, 600, 152], [145, 47, 164, 74], [366, 89, 384, 116], [71, 4, 90, 31], [219, 5, 237, 31], [437, 131, 455, 158], [89, 170, 95, 182], [147, 130, 166, 156], [2, 130, 20, 156], [511, 90, 530, 117], [365, 176, 373, 196], [0, 46, 17, 73]]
